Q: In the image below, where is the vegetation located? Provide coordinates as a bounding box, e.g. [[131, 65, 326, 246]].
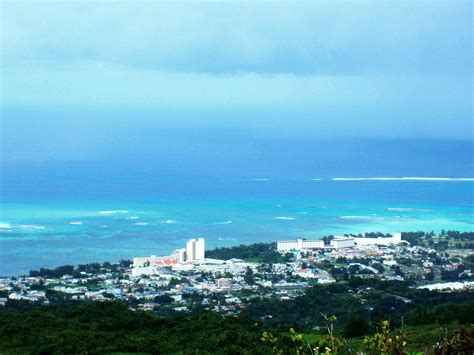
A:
[[0, 302, 272, 354], [29, 260, 131, 278], [402, 231, 474, 250], [1, 301, 472, 354], [2, 276, 473, 353], [206, 242, 291, 263], [245, 279, 474, 331]]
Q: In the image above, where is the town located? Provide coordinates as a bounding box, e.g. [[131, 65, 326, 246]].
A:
[[1, 231, 473, 316]]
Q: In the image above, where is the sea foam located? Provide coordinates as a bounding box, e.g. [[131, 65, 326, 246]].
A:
[[161, 220, 177, 224], [217, 236, 237, 241], [333, 177, 474, 181], [18, 225, 46, 231], [0, 223, 45, 231], [98, 210, 129, 215], [387, 208, 434, 213], [339, 216, 373, 220], [274, 216, 295, 220]]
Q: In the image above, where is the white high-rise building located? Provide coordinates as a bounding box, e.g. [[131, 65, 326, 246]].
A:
[[186, 239, 195, 261], [195, 237, 205, 262], [186, 238, 205, 263]]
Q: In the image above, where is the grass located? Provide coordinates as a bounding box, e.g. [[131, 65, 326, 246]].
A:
[[302, 323, 473, 354]]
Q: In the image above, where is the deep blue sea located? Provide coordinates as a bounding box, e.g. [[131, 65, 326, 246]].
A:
[[1, 175, 473, 275]]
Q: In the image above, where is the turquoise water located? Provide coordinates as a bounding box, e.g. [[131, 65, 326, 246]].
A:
[[1, 179, 473, 275]]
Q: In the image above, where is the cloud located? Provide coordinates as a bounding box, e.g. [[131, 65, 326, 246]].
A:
[[2, 60, 470, 125], [0, 1, 472, 141], [1, 1, 471, 75]]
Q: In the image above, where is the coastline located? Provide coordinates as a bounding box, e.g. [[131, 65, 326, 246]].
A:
[[1, 179, 473, 275], [3, 229, 474, 278]]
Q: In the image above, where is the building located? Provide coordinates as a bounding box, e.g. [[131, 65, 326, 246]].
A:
[[277, 238, 324, 252], [383, 259, 397, 266], [186, 238, 205, 263], [216, 277, 231, 288], [353, 232, 402, 246], [171, 248, 187, 263], [133, 255, 169, 268], [131, 238, 206, 276], [330, 237, 355, 249]]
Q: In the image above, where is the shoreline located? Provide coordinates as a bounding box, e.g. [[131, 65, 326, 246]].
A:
[[3, 229, 474, 278]]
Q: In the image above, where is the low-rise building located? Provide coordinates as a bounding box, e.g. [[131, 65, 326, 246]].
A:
[[132, 238, 206, 276], [330, 237, 355, 249], [353, 233, 402, 246], [216, 278, 231, 288], [277, 238, 324, 252], [383, 259, 397, 266]]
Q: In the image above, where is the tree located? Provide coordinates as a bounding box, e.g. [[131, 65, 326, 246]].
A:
[[425, 270, 435, 281], [154, 294, 173, 304], [343, 314, 369, 338], [322, 235, 334, 245], [372, 263, 385, 274], [244, 267, 255, 284]]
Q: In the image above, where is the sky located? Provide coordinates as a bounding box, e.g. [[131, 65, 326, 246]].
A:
[[0, 1, 473, 177]]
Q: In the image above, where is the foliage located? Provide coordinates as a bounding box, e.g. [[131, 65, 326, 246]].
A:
[[29, 260, 130, 278], [433, 328, 472, 354], [261, 331, 283, 355], [1, 299, 473, 353], [364, 320, 407, 355], [322, 235, 334, 245], [263, 315, 349, 354], [206, 242, 289, 263], [29, 265, 75, 278], [0, 302, 272, 354], [246, 277, 474, 332], [153, 294, 173, 304], [343, 314, 369, 338], [401, 230, 474, 249]]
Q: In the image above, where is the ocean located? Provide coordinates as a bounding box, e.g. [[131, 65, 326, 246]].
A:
[[1, 176, 473, 275]]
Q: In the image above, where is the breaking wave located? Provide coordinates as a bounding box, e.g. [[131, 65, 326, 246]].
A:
[[387, 208, 434, 213], [0, 224, 47, 231], [0, 223, 12, 229], [339, 216, 373, 220], [18, 225, 46, 231], [333, 177, 474, 181], [217, 236, 237, 241], [161, 220, 177, 224], [98, 210, 129, 215]]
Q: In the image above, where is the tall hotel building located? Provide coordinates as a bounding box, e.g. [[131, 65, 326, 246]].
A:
[[186, 238, 205, 263]]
